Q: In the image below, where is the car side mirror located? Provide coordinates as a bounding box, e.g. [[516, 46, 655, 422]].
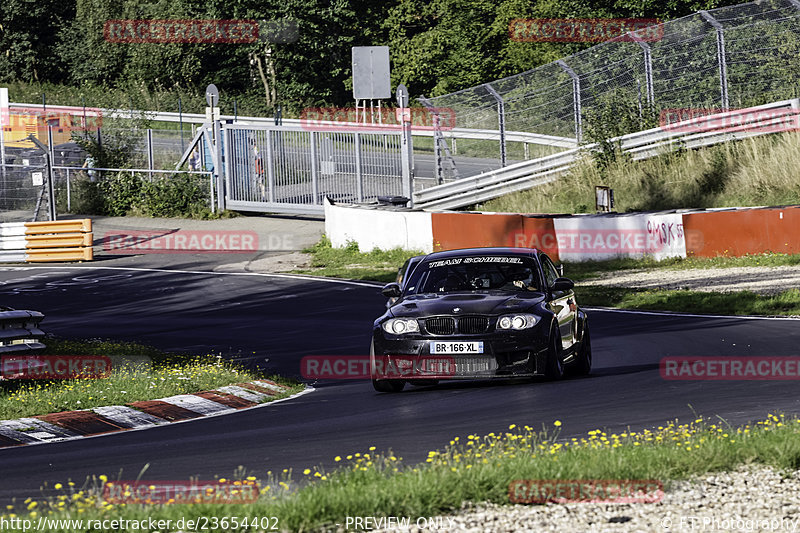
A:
[[381, 282, 402, 298], [550, 277, 574, 292]]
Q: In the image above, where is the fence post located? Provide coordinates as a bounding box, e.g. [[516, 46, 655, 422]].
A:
[[213, 120, 225, 212], [354, 132, 364, 202], [700, 11, 729, 109], [632, 36, 654, 106], [484, 84, 507, 167], [557, 60, 582, 142], [265, 129, 275, 203], [178, 98, 185, 153], [397, 84, 414, 205], [310, 131, 320, 204], [146, 128, 154, 179], [223, 127, 233, 209], [26, 135, 56, 221], [0, 88, 7, 177]]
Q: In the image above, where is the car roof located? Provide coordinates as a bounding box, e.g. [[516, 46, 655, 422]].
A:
[[421, 247, 540, 261]]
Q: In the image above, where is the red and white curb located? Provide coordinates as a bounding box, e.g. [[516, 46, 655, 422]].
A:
[[0, 380, 312, 448]]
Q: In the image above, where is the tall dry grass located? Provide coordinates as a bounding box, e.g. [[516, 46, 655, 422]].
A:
[[478, 131, 800, 213]]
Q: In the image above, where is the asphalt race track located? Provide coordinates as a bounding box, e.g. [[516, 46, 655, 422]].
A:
[[1, 265, 799, 504]]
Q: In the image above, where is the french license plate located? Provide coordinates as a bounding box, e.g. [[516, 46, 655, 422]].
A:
[[430, 341, 484, 354]]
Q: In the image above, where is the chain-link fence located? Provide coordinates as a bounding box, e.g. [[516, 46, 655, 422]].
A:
[[424, 0, 800, 165]]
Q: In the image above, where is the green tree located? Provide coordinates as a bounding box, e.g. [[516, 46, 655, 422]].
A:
[[0, 0, 75, 82]]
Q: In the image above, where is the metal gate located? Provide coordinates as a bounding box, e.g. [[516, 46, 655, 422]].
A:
[[223, 124, 403, 214]]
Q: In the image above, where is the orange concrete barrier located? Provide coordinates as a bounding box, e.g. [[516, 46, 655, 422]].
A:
[[431, 212, 523, 251], [517, 217, 559, 261], [682, 206, 800, 257]]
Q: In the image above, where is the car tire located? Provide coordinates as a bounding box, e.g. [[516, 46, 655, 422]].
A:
[[570, 323, 592, 376], [370, 340, 405, 392], [544, 323, 565, 380], [373, 379, 405, 392]]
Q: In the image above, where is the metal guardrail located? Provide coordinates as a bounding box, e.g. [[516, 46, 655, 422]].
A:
[[414, 98, 800, 210], [0, 308, 45, 354], [8, 103, 578, 149]]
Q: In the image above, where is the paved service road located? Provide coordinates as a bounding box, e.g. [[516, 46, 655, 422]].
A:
[[0, 265, 799, 505]]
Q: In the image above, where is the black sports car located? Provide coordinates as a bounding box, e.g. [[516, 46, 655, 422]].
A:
[[371, 247, 590, 392]]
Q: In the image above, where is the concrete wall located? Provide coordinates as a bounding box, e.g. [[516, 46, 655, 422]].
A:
[[324, 201, 800, 261], [324, 200, 433, 253]]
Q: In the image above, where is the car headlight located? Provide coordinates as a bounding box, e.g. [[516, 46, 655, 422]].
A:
[[497, 313, 538, 330], [382, 318, 420, 334]]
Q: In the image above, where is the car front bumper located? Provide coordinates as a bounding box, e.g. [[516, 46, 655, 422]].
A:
[[371, 325, 550, 380]]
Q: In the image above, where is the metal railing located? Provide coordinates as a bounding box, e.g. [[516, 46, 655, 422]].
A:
[[414, 98, 800, 210]]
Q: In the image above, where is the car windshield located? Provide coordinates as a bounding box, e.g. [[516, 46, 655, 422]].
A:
[[404, 255, 540, 294]]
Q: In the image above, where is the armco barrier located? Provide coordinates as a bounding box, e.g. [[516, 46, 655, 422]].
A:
[[327, 202, 800, 262], [0, 219, 93, 262], [0, 309, 46, 355]]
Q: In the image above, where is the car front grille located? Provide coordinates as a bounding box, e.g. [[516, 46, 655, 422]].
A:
[[425, 317, 456, 335], [424, 316, 489, 335], [458, 316, 489, 334]]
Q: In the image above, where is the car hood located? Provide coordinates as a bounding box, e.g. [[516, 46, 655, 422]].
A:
[[390, 291, 545, 317]]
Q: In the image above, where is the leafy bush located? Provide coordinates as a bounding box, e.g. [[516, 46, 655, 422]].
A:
[[101, 172, 142, 216], [137, 173, 209, 217], [65, 172, 211, 218]]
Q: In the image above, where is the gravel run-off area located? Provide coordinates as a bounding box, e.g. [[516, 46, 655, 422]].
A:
[[369, 466, 800, 532], [579, 266, 800, 296]]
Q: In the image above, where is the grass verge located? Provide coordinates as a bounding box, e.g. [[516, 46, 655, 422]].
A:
[[0, 337, 301, 420], [294, 235, 423, 283], [6, 414, 798, 532]]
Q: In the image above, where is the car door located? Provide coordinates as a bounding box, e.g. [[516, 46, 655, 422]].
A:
[[539, 253, 577, 350]]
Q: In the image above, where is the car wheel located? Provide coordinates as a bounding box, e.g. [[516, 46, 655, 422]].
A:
[[544, 323, 565, 380], [570, 323, 592, 376], [370, 340, 405, 392], [373, 379, 405, 392]]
